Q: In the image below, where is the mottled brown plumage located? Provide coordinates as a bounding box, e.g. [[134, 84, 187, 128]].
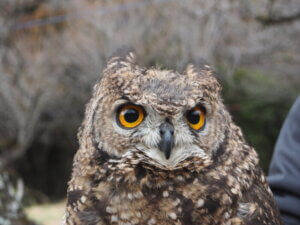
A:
[[64, 52, 282, 225]]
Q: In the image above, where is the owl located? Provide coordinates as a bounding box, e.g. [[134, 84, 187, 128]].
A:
[[64, 52, 282, 225]]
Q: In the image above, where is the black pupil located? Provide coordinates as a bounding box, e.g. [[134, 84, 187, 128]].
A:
[[187, 110, 200, 124], [124, 108, 139, 123]]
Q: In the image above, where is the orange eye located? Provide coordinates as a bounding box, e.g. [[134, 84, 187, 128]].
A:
[[186, 106, 206, 130], [117, 104, 145, 128]]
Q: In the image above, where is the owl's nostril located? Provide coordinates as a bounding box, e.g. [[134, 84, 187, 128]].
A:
[[159, 120, 174, 134]]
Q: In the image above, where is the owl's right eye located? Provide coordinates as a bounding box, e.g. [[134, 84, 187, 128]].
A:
[[186, 105, 206, 131], [117, 104, 145, 128]]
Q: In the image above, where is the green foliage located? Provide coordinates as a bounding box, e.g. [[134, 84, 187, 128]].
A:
[[220, 68, 297, 172]]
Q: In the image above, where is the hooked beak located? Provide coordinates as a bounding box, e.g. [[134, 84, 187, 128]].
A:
[[158, 121, 174, 159]]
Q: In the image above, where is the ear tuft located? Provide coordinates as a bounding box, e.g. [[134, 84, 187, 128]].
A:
[[204, 64, 211, 70], [126, 51, 136, 64], [105, 48, 137, 72], [184, 64, 198, 77], [108, 47, 136, 63]]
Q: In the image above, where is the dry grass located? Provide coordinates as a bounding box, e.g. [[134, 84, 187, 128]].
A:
[[25, 200, 66, 225]]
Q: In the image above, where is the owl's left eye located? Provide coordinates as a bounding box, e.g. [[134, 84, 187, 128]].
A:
[[186, 106, 206, 131], [117, 104, 145, 128]]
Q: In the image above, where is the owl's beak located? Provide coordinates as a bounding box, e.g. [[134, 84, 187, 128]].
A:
[[158, 121, 174, 159]]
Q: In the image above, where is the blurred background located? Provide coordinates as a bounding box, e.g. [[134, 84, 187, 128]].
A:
[[0, 0, 299, 224]]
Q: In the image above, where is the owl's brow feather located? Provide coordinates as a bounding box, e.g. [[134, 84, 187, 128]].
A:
[[141, 78, 190, 102], [120, 95, 131, 102]]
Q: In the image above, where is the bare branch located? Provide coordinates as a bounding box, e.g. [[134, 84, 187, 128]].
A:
[[256, 11, 300, 25]]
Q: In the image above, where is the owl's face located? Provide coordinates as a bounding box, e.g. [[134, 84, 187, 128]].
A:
[[87, 54, 229, 169]]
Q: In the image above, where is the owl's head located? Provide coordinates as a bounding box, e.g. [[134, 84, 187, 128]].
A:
[[79, 52, 231, 169]]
